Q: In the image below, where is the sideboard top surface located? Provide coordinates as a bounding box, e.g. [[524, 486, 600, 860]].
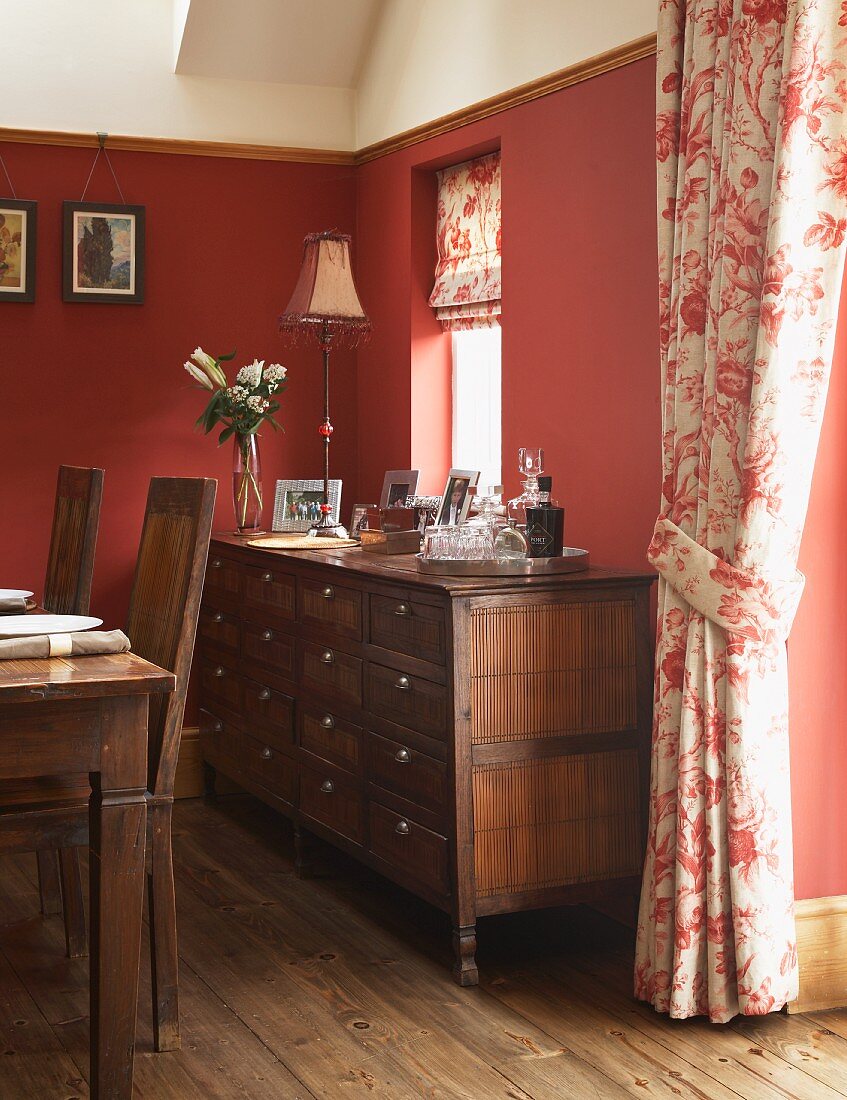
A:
[[210, 532, 656, 596]]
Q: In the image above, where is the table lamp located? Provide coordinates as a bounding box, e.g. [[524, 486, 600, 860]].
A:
[[279, 231, 371, 538]]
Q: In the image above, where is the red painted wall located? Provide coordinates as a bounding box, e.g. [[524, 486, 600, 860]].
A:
[[0, 142, 358, 632]]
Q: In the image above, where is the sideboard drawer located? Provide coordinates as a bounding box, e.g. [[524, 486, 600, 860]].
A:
[[301, 642, 363, 707], [299, 578, 362, 640], [366, 662, 448, 740], [368, 732, 447, 815], [369, 802, 448, 896], [300, 706, 362, 774], [243, 563, 296, 620], [199, 605, 240, 655], [299, 764, 363, 844], [242, 676, 294, 745], [245, 733, 296, 804], [243, 622, 296, 679], [200, 660, 241, 713], [204, 555, 241, 602], [370, 595, 447, 666]]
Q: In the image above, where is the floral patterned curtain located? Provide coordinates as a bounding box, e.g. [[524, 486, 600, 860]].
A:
[[429, 151, 501, 330], [635, 0, 847, 1022]]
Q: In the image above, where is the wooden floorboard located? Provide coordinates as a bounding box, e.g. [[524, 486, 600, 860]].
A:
[[0, 793, 845, 1099]]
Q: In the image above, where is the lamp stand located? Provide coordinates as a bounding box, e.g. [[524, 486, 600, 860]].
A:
[[309, 323, 348, 538]]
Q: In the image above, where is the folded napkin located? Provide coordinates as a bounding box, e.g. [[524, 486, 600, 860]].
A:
[[0, 597, 27, 614], [0, 629, 131, 660]]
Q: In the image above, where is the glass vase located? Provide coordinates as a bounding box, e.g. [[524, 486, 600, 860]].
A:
[[232, 433, 263, 533]]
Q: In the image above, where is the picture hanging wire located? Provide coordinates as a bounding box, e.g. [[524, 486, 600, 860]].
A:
[[0, 151, 17, 199], [80, 132, 126, 204]]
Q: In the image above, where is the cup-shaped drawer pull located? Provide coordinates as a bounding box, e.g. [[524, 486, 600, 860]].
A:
[[212, 611, 223, 623], [321, 585, 334, 599], [320, 779, 334, 794], [395, 674, 411, 691], [261, 629, 274, 642], [213, 666, 225, 678], [210, 559, 222, 570], [394, 602, 411, 617], [261, 571, 273, 582], [394, 819, 411, 836], [394, 747, 412, 764], [320, 714, 335, 729], [320, 650, 335, 665], [260, 747, 273, 760], [213, 719, 223, 733], [258, 687, 271, 701]]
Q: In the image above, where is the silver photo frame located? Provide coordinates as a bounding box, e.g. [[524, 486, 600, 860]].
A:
[[272, 479, 342, 532], [435, 469, 479, 526]]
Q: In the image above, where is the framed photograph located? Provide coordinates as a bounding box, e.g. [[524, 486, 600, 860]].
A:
[[0, 199, 37, 303], [379, 469, 419, 509], [435, 469, 479, 526], [63, 200, 145, 303], [349, 503, 375, 541], [272, 479, 342, 533]]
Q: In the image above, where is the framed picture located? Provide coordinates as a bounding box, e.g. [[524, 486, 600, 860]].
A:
[[435, 469, 479, 526], [0, 199, 37, 303], [379, 469, 419, 509], [349, 503, 375, 541], [63, 200, 145, 303], [272, 479, 342, 533]]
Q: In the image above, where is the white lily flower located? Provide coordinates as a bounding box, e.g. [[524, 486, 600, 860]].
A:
[[185, 360, 214, 390], [192, 347, 217, 371]]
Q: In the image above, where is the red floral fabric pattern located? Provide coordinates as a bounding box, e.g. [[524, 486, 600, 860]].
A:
[[429, 151, 501, 331], [636, 0, 847, 1022]]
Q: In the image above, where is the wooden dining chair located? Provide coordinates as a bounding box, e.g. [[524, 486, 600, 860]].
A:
[[29, 466, 105, 933], [1, 476, 216, 1053]]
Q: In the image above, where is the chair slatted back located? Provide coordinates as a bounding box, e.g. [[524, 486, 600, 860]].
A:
[[42, 466, 104, 615], [125, 477, 216, 796]]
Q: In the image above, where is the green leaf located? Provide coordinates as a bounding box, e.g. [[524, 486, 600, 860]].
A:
[[218, 349, 237, 362], [218, 425, 235, 444]]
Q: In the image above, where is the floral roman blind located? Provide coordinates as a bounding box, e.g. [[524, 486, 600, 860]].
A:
[[429, 151, 501, 330]]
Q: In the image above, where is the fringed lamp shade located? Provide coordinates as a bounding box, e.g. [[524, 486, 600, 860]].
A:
[[279, 232, 370, 344]]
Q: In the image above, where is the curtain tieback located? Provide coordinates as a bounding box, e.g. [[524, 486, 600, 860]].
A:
[[647, 516, 804, 645]]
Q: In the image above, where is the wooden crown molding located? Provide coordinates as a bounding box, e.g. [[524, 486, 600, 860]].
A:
[[0, 34, 657, 168], [354, 33, 658, 165], [0, 127, 356, 166]]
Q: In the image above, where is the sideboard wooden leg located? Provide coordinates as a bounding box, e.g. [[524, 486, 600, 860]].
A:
[[37, 850, 62, 916], [452, 924, 478, 986], [202, 762, 217, 803], [293, 824, 314, 879]]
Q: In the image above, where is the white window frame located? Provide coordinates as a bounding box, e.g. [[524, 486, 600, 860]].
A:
[[451, 326, 502, 492]]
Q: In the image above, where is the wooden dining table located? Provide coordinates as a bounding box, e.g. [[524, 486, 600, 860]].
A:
[[0, 648, 174, 1099]]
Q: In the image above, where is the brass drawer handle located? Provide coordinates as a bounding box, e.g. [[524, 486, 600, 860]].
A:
[[258, 687, 271, 701], [394, 819, 411, 836], [394, 603, 411, 617], [320, 650, 334, 665], [213, 666, 225, 678], [394, 747, 411, 764], [261, 747, 273, 760], [210, 559, 221, 569], [320, 779, 334, 794], [213, 719, 223, 733], [395, 674, 411, 691], [321, 585, 334, 599], [261, 571, 273, 582], [212, 611, 223, 623], [261, 629, 274, 642], [320, 714, 335, 729]]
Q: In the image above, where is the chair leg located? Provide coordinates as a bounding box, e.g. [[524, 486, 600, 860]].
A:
[[58, 848, 87, 958], [148, 803, 180, 1052], [36, 850, 62, 916]]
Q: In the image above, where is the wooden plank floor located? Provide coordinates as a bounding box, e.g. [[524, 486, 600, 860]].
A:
[[1, 795, 846, 1099]]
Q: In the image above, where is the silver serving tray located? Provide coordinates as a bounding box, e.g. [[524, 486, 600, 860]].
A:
[[415, 548, 589, 576]]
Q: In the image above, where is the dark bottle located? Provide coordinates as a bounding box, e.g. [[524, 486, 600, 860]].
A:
[[526, 476, 564, 558]]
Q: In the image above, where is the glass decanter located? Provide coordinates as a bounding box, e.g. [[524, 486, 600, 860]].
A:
[[494, 520, 528, 562], [507, 448, 544, 528]]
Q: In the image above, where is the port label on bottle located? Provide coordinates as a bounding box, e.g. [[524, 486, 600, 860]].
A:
[[527, 522, 553, 557]]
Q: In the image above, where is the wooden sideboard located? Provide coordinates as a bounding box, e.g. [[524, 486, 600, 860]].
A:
[[199, 533, 655, 984]]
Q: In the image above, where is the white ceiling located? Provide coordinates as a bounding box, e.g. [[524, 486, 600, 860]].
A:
[[175, 0, 384, 88]]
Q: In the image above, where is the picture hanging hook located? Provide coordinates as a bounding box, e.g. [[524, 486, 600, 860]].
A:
[[97, 132, 108, 150]]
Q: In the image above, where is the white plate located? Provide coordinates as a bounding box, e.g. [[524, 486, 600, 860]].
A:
[[0, 589, 34, 600], [0, 614, 102, 639]]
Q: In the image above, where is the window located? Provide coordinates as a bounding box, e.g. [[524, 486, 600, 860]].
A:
[[451, 325, 502, 491]]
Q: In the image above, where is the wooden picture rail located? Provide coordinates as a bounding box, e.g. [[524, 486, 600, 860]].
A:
[[0, 34, 657, 167]]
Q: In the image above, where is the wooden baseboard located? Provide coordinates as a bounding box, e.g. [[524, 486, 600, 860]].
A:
[[174, 726, 204, 799], [789, 895, 847, 1013]]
